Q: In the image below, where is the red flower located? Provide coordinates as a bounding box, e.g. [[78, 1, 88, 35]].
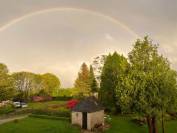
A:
[[67, 99, 79, 109]]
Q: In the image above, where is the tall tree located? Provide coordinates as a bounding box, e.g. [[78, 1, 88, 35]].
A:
[[0, 63, 15, 101], [89, 65, 98, 93], [74, 63, 90, 96], [92, 55, 107, 87], [127, 37, 177, 133], [100, 52, 129, 113], [12, 72, 37, 100], [41, 73, 61, 96]]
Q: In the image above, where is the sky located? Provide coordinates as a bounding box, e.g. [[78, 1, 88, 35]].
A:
[[0, 0, 177, 87]]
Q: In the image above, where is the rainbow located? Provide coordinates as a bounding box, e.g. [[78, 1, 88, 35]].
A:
[[0, 7, 139, 38]]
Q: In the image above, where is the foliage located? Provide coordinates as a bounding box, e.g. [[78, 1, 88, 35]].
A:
[[12, 72, 39, 101], [89, 65, 98, 93], [100, 52, 129, 113], [74, 63, 91, 96], [12, 72, 61, 100], [0, 103, 15, 115], [31, 109, 70, 117], [92, 55, 107, 86], [29, 114, 70, 121], [126, 37, 177, 133], [40, 73, 61, 96], [0, 63, 15, 102], [66, 99, 79, 109]]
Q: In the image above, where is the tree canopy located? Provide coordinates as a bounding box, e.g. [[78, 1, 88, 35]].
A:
[[100, 52, 129, 113]]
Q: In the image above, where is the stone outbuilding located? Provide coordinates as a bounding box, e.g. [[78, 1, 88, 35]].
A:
[[71, 97, 104, 130]]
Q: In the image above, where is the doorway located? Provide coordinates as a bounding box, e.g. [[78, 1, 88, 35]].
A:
[[82, 112, 87, 129]]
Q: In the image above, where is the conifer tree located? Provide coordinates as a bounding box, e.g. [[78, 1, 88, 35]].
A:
[[74, 63, 90, 96]]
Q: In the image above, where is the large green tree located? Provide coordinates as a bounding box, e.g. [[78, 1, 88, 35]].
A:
[[92, 55, 107, 86], [41, 73, 61, 96], [12, 72, 60, 100], [127, 37, 177, 133], [12, 72, 38, 100], [100, 52, 129, 113], [0, 63, 15, 101], [74, 63, 91, 96]]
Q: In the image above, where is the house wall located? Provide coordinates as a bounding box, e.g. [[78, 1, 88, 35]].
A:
[[71, 112, 82, 127], [87, 110, 104, 130]]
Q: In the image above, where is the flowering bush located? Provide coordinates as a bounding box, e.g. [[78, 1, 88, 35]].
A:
[[32, 96, 52, 102], [66, 99, 79, 109]]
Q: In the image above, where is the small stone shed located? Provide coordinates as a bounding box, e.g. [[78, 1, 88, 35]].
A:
[[71, 97, 104, 130]]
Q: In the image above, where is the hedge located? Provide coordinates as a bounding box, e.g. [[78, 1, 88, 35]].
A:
[[29, 114, 70, 121], [31, 109, 70, 117]]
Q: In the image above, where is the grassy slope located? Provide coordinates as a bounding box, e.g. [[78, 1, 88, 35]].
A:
[[0, 117, 79, 133]]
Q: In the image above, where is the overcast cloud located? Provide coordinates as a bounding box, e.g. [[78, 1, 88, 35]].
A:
[[0, 0, 176, 87]]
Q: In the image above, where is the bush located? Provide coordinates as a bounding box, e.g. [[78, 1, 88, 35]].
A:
[[52, 96, 72, 101], [29, 114, 70, 121], [31, 109, 70, 117], [32, 96, 52, 102], [0, 104, 15, 115], [66, 99, 79, 109]]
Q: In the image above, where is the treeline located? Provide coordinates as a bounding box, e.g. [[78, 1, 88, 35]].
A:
[[0, 64, 60, 101], [74, 37, 177, 133]]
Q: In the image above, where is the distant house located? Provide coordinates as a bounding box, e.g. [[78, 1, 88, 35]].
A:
[[71, 96, 104, 130]]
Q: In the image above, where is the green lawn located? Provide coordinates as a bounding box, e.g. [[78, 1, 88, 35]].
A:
[[0, 115, 177, 133], [105, 116, 177, 133], [0, 117, 80, 133], [104, 116, 147, 133]]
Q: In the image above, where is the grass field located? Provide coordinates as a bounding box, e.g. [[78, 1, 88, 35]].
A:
[[105, 116, 177, 133], [0, 110, 177, 133], [0, 117, 80, 133]]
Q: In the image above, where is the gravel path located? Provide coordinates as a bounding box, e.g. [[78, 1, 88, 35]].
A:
[[0, 115, 28, 125]]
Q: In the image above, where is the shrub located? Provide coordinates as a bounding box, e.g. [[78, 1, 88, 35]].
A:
[[52, 96, 72, 101], [32, 109, 70, 117], [0, 104, 15, 115], [66, 99, 79, 109], [32, 96, 52, 102], [29, 114, 70, 121]]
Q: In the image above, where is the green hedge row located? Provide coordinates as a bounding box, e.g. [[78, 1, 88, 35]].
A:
[[29, 114, 70, 121], [31, 109, 70, 117], [0, 104, 15, 115], [52, 96, 72, 101]]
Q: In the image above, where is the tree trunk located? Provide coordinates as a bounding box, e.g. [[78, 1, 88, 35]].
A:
[[161, 111, 165, 133], [152, 116, 158, 133], [146, 116, 153, 133]]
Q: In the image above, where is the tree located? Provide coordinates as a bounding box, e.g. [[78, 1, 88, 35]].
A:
[[74, 63, 91, 96], [0, 63, 15, 101], [89, 65, 98, 93], [100, 52, 129, 113], [127, 37, 177, 133], [41, 73, 61, 96], [92, 55, 107, 87], [12, 72, 38, 100]]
